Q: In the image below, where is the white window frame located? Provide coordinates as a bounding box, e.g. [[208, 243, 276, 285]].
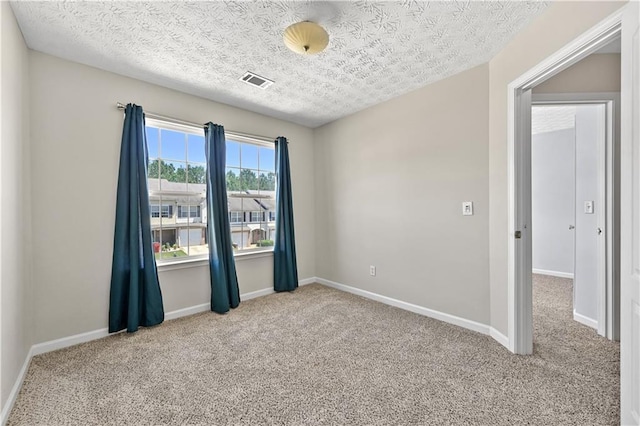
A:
[[225, 139, 276, 253], [229, 211, 242, 224], [145, 117, 276, 268], [151, 204, 173, 218], [178, 205, 201, 219], [250, 211, 263, 223], [147, 120, 206, 264]]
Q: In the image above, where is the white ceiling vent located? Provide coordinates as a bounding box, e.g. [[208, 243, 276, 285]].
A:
[[240, 71, 274, 89]]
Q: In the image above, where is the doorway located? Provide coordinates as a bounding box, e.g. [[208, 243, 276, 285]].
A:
[[531, 102, 613, 340], [507, 3, 639, 423], [506, 13, 622, 355]]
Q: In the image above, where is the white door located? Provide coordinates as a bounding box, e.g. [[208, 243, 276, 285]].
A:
[[513, 88, 533, 354], [621, 1, 640, 423]]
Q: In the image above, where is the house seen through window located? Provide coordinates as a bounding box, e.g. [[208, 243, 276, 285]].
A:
[[146, 120, 276, 261]]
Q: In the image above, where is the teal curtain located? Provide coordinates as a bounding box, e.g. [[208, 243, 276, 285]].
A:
[[109, 104, 164, 333], [274, 137, 299, 292], [204, 123, 240, 313]]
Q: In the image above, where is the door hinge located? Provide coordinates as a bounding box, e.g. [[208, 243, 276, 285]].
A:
[[515, 230, 522, 239]]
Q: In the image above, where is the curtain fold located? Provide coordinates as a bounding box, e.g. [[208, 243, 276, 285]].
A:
[[204, 123, 241, 313], [109, 103, 164, 333], [274, 136, 299, 292]]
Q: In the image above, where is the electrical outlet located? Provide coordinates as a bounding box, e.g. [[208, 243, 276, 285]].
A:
[[370, 265, 376, 276]]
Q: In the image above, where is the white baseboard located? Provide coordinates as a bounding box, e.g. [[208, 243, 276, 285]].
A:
[[490, 327, 510, 350], [1, 347, 33, 426], [31, 277, 316, 356], [242, 288, 273, 301], [31, 327, 111, 356], [6, 275, 499, 424], [298, 277, 316, 286], [314, 277, 491, 336], [2, 276, 318, 423], [573, 310, 598, 329], [532, 268, 574, 279], [164, 303, 210, 321]]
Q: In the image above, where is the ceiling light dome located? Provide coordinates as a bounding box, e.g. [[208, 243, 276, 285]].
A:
[[283, 21, 329, 55]]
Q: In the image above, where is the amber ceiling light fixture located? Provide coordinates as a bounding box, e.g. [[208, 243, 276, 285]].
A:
[[283, 21, 329, 55]]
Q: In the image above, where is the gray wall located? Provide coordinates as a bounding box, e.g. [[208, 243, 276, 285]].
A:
[[0, 2, 33, 411], [532, 126, 575, 276], [28, 52, 316, 344], [533, 53, 621, 94], [314, 64, 490, 325]]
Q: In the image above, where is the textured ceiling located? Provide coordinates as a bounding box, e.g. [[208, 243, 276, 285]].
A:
[[532, 106, 576, 135], [11, 1, 549, 128]]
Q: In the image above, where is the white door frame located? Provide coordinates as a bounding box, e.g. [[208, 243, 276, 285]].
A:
[[620, 1, 640, 423], [507, 11, 623, 355], [532, 94, 619, 340]]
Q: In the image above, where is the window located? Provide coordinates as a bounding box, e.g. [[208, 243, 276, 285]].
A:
[[226, 139, 275, 251], [178, 205, 201, 218], [146, 121, 207, 261], [151, 204, 173, 218], [250, 211, 263, 222], [229, 211, 242, 224], [146, 119, 275, 262]]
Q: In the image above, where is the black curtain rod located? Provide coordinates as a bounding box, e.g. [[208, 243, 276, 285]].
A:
[[116, 102, 277, 145]]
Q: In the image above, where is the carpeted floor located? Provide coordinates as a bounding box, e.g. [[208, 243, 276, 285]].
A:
[[8, 276, 619, 425]]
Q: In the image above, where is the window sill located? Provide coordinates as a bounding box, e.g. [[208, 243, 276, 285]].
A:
[[156, 256, 208, 272], [156, 249, 273, 272], [234, 249, 274, 261]]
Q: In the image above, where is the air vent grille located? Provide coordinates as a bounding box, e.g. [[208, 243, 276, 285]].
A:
[[240, 71, 274, 89]]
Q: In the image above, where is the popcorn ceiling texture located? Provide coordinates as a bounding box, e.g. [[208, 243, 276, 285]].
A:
[[8, 278, 618, 425], [532, 105, 577, 135], [11, 1, 548, 127]]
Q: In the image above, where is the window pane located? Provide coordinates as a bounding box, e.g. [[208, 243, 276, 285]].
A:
[[148, 159, 160, 180], [259, 147, 275, 172], [225, 141, 275, 252], [159, 229, 185, 260], [150, 203, 160, 218], [148, 121, 274, 260], [161, 129, 186, 161], [241, 143, 259, 169], [162, 161, 187, 184], [146, 127, 159, 159], [186, 163, 206, 185], [153, 160, 185, 184], [226, 167, 240, 191], [177, 204, 202, 219], [240, 169, 259, 190], [229, 211, 242, 223], [258, 172, 276, 191], [227, 140, 240, 167], [188, 134, 206, 163]]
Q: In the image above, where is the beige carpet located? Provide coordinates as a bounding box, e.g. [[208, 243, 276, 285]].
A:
[[8, 277, 619, 425]]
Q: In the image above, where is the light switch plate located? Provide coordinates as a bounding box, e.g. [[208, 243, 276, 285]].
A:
[[462, 201, 473, 216], [584, 200, 594, 214]]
